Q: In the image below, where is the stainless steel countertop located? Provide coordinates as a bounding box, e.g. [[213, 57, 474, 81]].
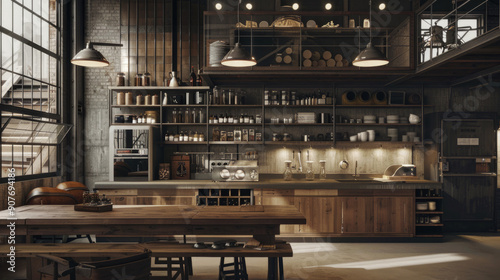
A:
[[93, 175, 441, 190]]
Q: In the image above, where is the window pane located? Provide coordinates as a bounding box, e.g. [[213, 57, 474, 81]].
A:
[[41, 0, 49, 20], [13, 3, 23, 35], [2, 0, 12, 31]]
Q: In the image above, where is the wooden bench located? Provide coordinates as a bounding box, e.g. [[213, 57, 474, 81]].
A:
[[140, 242, 293, 280], [0, 242, 293, 280], [0, 243, 147, 258]]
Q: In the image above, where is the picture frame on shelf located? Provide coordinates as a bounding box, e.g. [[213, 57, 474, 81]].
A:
[[388, 91, 405, 105]]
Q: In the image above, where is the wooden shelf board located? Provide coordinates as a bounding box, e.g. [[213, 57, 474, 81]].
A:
[[416, 197, 443, 199], [416, 211, 443, 214], [264, 141, 334, 145], [336, 123, 420, 126], [164, 141, 208, 145], [416, 224, 444, 227], [210, 141, 264, 145], [162, 123, 207, 126], [109, 86, 210, 90], [414, 235, 444, 238], [112, 105, 161, 108], [209, 123, 262, 126], [210, 105, 262, 107]]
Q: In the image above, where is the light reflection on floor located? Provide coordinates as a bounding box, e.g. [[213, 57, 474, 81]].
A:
[[291, 243, 337, 254], [306, 253, 469, 270]]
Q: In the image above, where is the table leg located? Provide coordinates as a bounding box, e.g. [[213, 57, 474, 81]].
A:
[[268, 257, 278, 280], [252, 234, 276, 245]]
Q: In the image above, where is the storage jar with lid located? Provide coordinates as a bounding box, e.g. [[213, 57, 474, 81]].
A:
[[142, 72, 151, 86], [116, 72, 126, 86], [125, 92, 134, 105], [116, 92, 125, 105]]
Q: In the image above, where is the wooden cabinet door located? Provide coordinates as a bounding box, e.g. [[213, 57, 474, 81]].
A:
[[337, 197, 374, 235], [294, 197, 337, 234], [374, 196, 414, 235], [261, 195, 296, 234]]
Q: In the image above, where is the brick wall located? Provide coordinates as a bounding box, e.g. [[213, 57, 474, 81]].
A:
[[83, 0, 121, 188]]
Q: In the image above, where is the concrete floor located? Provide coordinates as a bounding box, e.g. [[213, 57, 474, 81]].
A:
[[2, 234, 500, 279], [186, 234, 500, 280]]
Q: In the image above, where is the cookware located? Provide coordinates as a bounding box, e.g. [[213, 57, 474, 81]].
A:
[[339, 148, 349, 169]]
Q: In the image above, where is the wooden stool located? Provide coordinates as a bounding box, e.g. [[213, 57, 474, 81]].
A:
[[219, 257, 248, 280], [152, 256, 188, 280]]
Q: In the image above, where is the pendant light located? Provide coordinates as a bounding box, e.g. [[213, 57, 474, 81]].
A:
[[221, 0, 257, 67], [71, 42, 123, 67], [352, 0, 389, 67]]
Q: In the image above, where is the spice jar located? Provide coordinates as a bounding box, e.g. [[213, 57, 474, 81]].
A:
[[144, 94, 152, 105], [116, 92, 125, 105], [125, 92, 133, 105], [116, 72, 126, 86], [142, 72, 151, 86], [135, 74, 143, 86], [136, 94, 143, 105]]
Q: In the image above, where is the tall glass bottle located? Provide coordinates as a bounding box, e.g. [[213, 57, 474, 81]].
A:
[[283, 160, 293, 181], [305, 161, 314, 181], [319, 160, 327, 180], [172, 108, 177, 123]]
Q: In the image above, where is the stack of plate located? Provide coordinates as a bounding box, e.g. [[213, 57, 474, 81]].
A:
[[363, 115, 376, 123], [387, 128, 398, 141], [387, 115, 399, 124]]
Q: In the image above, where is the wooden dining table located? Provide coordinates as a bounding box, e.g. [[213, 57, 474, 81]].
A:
[[0, 204, 306, 244], [0, 204, 305, 279]]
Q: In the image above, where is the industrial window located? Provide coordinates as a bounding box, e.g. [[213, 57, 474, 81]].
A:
[[419, 16, 480, 63], [0, 0, 65, 181]]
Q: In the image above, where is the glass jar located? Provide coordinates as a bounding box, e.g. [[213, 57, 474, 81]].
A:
[[144, 94, 152, 105], [319, 160, 326, 180], [283, 160, 293, 181], [116, 72, 125, 86], [135, 94, 143, 105], [135, 74, 143, 86], [142, 72, 151, 86], [305, 161, 314, 181]]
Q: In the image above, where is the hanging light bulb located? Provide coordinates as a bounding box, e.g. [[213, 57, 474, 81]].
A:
[[352, 0, 389, 67], [292, 3, 300, 10], [221, 0, 257, 67], [325, 3, 333, 10], [215, 2, 223, 10], [379, 2, 386, 10]]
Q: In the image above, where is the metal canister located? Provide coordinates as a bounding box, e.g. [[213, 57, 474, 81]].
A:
[[116, 92, 125, 105], [125, 92, 134, 105], [152, 94, 160, 105], [144, 94, 152, 105]]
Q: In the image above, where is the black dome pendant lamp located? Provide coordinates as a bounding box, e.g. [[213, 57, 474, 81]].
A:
[[221, 0, 257, 67], [352, 0, 389, 67]]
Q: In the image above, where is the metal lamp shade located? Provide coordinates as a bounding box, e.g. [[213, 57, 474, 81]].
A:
[[71, 46, 110, 67], [221, 43, 257, 67], [352, 42, 389, 67]]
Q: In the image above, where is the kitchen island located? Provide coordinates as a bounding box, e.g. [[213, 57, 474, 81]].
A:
[[94, 176, 442, 238]]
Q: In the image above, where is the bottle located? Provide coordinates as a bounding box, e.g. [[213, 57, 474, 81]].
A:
[[169, 71, 179, 87], [188, 131, 194, 142], [228, 89, 233, 105], [198, 108, 205, 123], [177, 108, 183, 123], [213, 115, 219, 124], [283, 160, 293, 181], [199, 132, 205, 142], [196, 69, 203, 86], [239, 114, 244, 123], [179, 131, 184, 141], [185, 108, 190, 123], [221, 90, 226, 105], [306, 161, 314, 181], [228, 114, 234, 123], [223, 113, 228, 124], [165, 132, 169, 142], [193, 131, 199, 142], [319, 160, 327, 180], [191, 108, 196, 123], [213, 86, 220, 105], [189, 66, 196, 86]]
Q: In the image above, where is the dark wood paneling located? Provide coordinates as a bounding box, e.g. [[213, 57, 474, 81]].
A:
[[443, 176, 496, 221]]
